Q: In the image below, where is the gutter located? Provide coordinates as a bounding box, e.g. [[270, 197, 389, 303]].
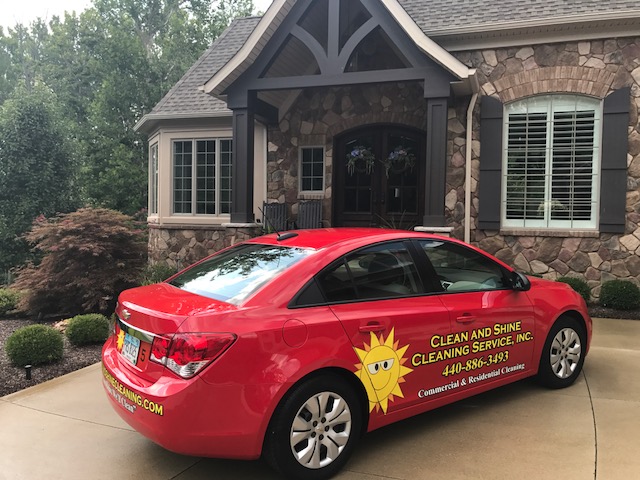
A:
[[134, 111, 233, 133], [464, 92, 479, 244]]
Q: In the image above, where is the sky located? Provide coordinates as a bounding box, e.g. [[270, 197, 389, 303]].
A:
[[0, 0, 273, 30]]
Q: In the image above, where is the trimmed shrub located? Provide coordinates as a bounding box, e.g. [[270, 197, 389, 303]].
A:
[[557, 277, 591, 304], [0, 288, 21, 316], [600, 280, 640, 310], [14, 208, 147, 315], [5, 324, 64, 367], [141, 263, 179, 286], [65, 314, 110, 346]]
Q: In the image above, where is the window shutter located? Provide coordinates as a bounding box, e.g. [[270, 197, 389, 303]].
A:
[[478, 96, 504, 230], [600, 87, 630, 233]]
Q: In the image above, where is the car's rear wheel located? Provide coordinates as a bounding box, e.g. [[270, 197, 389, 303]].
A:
[[264, 375, 362, 480], [537, 316, 586, 389]]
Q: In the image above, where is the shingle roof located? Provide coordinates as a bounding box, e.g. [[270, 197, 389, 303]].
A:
[[141, 0, 639, 124], [398, 0, 640, 33], [148, 16, 261, 117]]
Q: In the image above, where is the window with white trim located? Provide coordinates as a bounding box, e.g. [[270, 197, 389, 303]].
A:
[[149, 143, 158, 215], [502, 95, 601, 229], [172, 138, 232, 215], [300, 147, 324, 192]]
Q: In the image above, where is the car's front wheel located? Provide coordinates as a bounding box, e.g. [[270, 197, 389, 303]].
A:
[[537, 316, 586, 389], [264, 375, 362, 480]]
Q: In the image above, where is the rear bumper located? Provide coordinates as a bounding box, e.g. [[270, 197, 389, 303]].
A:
[[101, 338, 267, 460]]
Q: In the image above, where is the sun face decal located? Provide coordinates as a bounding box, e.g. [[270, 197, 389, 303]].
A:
[[116, 328, 125, 352], [354, 328, 412, 414]]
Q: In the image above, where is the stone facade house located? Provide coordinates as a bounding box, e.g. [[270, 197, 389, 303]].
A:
[[135, 0, 640, 299]]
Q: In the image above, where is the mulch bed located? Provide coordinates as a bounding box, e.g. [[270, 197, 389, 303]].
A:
[[0, 317, 103, 397], [1, 305, 638, 398]]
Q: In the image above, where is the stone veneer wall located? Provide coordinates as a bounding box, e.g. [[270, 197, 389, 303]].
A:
[[147, 39, 640, 299], [266, 82, 427, 225], [148, 225, 262, 268], [449, 37, 640, 298]]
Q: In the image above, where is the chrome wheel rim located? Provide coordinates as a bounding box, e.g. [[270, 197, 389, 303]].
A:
[[550, 327, 582, 379], [290, 391, 352, 469]]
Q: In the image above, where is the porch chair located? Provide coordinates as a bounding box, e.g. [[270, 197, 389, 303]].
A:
[[296, 199, 323, 229], [261, 202, 288, 232]]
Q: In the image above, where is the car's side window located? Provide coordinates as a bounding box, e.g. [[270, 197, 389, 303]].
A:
[[317, 241, 422, 303], [418, 240, 508, 293]]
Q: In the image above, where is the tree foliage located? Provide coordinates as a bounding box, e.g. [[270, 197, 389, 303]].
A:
[[14, 208, 148, 315], [0, 1, 256, 270], [0, 84, 79, 270]]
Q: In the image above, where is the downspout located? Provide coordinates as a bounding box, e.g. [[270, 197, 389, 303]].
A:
[[464, 92, 479, 244]]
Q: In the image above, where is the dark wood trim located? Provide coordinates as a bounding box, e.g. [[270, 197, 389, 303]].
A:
[[336, 18, 378, 72], [478, 96, 504, 231], [241, 66, 447, 91], [600, 87, 630, 233], [423, 97, 448, 226], [291, 25, 330, 73], [231, 99, 256, 224]]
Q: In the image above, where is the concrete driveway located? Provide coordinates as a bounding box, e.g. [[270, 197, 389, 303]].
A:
[[1, 317, 639, 480]]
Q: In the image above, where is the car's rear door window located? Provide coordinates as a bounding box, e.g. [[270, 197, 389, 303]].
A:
[[169, 244, 311, 304]]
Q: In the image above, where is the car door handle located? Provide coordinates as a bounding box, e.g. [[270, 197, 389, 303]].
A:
[[456, 314, 476, 324], [359, 323, 385, 333]]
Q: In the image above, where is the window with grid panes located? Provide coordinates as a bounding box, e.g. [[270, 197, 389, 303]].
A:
[[502, 95, 601, 229], [172, 139, 232, 215], [300, 147, 324, 192]]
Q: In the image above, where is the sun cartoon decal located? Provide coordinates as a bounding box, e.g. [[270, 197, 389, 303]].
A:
[[116, 328, 125, 352], [354, 328, 412, 414]]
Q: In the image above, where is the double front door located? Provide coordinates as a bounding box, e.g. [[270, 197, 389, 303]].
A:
[[334, 126, 425, 228]]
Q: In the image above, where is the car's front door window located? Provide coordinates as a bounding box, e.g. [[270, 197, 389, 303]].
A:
[[419, 240, 508, 292]]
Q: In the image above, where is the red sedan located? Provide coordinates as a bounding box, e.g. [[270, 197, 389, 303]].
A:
[[102, 228, 591, 479]]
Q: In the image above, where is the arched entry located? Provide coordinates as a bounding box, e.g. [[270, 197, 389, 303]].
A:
[[333, 125, 425, 228]]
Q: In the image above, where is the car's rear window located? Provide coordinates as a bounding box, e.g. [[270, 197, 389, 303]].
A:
[[169, 244, 311, 305]]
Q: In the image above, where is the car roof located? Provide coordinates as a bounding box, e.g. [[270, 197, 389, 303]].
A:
[[245, 228, 446, 251]]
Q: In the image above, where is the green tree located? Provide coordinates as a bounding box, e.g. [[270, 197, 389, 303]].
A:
[[78, 0, 255, 214], [0, 84, 79, 270], [0, 0, 256, 220]]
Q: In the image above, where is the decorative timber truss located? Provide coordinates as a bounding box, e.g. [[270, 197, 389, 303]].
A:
[[212, 0, 469, 225]]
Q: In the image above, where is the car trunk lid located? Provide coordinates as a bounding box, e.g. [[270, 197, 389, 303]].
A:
[[114, 283, 236, 382]]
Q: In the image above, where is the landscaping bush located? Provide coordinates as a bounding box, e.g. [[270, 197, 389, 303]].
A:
[[0, 288, 21, 316], [141, 263, 179, 285], [5, 324, 64, 367], [65, 314, 110, 346], [13, 208, 147, 316], [599, 280, 640, 310], [557, 277, 591, 304]]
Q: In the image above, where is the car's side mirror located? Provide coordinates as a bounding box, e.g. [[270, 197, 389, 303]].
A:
[[510, 271, 531, 291]]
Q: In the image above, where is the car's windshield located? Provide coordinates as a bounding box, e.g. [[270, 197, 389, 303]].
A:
[[169, 244, 311, 305]]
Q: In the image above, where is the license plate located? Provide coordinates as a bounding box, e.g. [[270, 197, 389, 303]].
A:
[[122, 333, 141, 365]]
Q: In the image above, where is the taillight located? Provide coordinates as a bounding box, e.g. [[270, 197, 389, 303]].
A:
[[150, 333, 236, 379]]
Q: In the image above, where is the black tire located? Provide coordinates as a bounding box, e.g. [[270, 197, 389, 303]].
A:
[[264, 375, 362, 480], [537, 316, 587, 389]]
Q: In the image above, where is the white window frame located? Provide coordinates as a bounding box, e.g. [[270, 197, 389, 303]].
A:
[[171, 138, 232, 217], [299, 146, 325, 193], [501, 95, 602, 230], [149, 142, 159, 215]]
